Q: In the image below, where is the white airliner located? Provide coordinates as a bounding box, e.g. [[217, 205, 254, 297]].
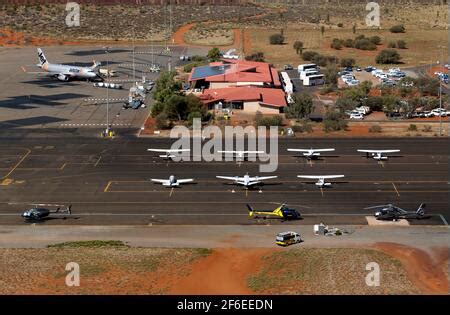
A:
[[297, 175, 345, 187], [217, 150, 264, 160], [216, 174, 277, 188], [33, 48, 102, 81], [287, 148, 335, 159], [357, 149, 400, 160], [150, 175, 194, 187], [147, 148, 190, 160]]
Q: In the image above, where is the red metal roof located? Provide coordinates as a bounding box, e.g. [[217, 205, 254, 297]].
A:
[[189, 60, 281, 87], [199, 86, 287, 108]]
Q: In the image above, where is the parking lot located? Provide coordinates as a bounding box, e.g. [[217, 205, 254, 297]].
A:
[[0, 45, 207, 131]]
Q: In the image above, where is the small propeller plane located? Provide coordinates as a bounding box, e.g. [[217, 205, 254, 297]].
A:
[[287, 148, 335, 160], [247, 203, 302, 220], [147, 148, 190, 160], [217, 150, 264, 161], [365, 203, 427, 221], [150, 175, 194, 187], [297, 175, 345, 188], [357, 149, 400, 160], [216, 174, 277, 188], [22, 204, 72, 222]]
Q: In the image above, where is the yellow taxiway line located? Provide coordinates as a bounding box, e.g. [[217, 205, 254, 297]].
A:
[[0, 148, 31, 180]]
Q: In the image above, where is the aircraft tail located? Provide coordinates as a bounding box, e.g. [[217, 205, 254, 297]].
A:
[[246, 204, 254, 217], [417, 203, 426, 216], [37, 48, 48, 67], [91, 60, 101, 69]]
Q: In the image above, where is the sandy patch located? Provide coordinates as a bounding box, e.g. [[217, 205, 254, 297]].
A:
[[373, 242, 448, 294]]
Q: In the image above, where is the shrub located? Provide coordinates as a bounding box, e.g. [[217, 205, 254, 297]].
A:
[[255, 113, 283, 127], [397, 40, 407, 49], [313, 54, 328, 67], [388, 41, 397, 48], [337, 23, 344, 28], [368, 125, 382, 133], [343, 39, 354, 48], [422, 125, 432, 132], [323, 111, 348, 132], [340, 58, 355, 68], [369, 36, 382, 45], [408, 124, 418, 131], [245, 52, 265, 62], [390, 24, 406, 33], [376, 49, 402, 64], [183, 61, 205, 73], [155, 112, 170, 129], [269, 33, 285, 45], [302, 50, 319, 61], [354, 37, 377, 50], [331, 38, 343, 50]]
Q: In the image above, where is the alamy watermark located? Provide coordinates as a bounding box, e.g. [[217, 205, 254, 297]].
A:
[[65, 262, 80, 287], [365, 262, 380, 287], [65, 2, 80, 27], [365, 2, 381, 27]]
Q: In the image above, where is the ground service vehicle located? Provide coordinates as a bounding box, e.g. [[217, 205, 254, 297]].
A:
[[276, 231, 302, 246]]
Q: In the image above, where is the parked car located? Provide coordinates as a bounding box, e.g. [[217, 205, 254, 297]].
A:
[[349, 112, 364, 120], [431, 108, 448, 117]]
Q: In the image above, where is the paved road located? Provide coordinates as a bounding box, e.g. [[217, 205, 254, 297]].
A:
[[0, 134, 448, 225], [0, 225, 447, 249]]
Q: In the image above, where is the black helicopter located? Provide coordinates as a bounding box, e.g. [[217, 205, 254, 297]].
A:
[[21, 204, 72, 222]]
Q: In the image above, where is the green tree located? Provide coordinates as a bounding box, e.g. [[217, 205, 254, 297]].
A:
[[293, 41, 304, 54], [269, 33, 285, 45], [340, 58, 355, 68], [323, 65, 339, 88], [323, 110, 347, 132], [376, 49, 402, 64], [207, 47, 221, 61], [285, 93, 314, 119]]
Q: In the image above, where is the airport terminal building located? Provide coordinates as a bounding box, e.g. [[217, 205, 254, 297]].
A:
[[188, 59, 287, 114]]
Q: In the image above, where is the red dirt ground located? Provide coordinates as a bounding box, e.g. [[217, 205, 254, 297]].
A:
[[374, 243, 448, 294], [166, 248, 274, 295]]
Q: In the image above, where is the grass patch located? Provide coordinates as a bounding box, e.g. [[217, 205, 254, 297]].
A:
[[48, 240, 129, 248], [247, 248, 418, 294]]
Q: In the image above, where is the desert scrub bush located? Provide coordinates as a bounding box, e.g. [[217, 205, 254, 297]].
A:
[[390, 24, 406, 33], [368, 125, 382, 133], [422, 125, 432, 132], [408, 124, 418, 131]]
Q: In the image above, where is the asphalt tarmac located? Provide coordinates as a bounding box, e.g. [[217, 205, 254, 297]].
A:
[[0, 135, 448, 225]]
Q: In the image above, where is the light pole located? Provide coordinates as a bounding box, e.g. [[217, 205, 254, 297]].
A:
[[439, 77, 443, 137], [105, 46, 110, 136], [437, 60, 443, 136]]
